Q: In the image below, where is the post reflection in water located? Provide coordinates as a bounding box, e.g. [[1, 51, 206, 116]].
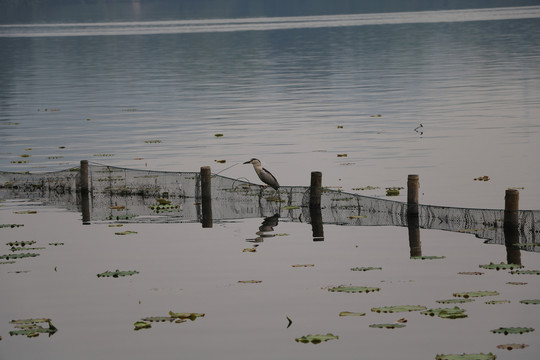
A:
[[309, 206, 324, 242], [407, 212, 421, 257]]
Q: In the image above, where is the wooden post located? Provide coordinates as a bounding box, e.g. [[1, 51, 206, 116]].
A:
[[80, 160, 89, 194], [504, 189, 519, 228], [200, 166, 212, 228], [309, 171, 322, 209], [407, 174, 419, 215], [504, 189, 521, 266]]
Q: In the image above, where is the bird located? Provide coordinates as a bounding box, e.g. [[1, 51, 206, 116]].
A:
[[243, 158, 280, 190]]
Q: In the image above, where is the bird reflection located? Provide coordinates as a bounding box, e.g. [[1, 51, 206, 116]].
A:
[[246, 213, 280, 245]]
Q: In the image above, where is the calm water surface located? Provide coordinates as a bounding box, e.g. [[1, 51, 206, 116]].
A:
[[1, 6, 540, 209]]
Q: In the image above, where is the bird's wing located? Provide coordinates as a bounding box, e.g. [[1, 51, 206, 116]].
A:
[[263, 167, 279, 186]]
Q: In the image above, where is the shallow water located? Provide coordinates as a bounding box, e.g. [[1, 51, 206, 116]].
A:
[[1, 201, 539, 360], [1, 7, 540, 209]]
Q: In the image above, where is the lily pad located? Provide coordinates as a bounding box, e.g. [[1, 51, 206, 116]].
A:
[[507, 281, 527, 285], [351, 267, 382, 271], [97, 269, 139, 278], [6, 241, 36, 247], [328, 286, 380, 293], [479, 262, 522, 271], [134, 321, 152, 330], [458, 272, 484, 275], [453, 291, 499, 298], [9, 318, 57, 338], [485, 300, 511, 304], [435, 353, 496, 360], [1, 224, 24, 228], [411, 255, 446, 260], [114, 231, 138, 235], [283, 205, 301, 210], [491, 327, 534, 335], [141, 316, 186, 323], [238, 280, 262, 283], [371, 305, 427, 313], [339, 311, 366, 317], [436, 299, 474, 304], [292, 264, 314, 267], [510, 270, 540, 275], [0, 253, 39, 260], [168, 311, 205, 321], [496, 343, 529, 350], [13, 210, 37, 214], [520, 299, 540, 305], [295, 333, 338, 344], [369, 323, 406, 329], [421, 307, 467, 319]]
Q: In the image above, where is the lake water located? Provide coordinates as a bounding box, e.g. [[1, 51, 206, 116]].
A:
[[1, 6, 540, 209], [1, 6, 540, 360]]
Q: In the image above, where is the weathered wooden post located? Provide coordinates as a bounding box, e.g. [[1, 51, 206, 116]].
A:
[[200, 166, 213, 228], [407, 174, 419, 215], [309, 171, 322, 209], [504, 189, 519, 229], [504, 189, 521, 265], [80, 160, 89, 194]]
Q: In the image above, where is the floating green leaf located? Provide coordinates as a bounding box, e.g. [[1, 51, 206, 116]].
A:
[[0, 253, 39, 260], [292, 264, 314, 267], [13, 210, 37, 214], [144, 140, 162, 143], [436, 299, 474, 304], [141, 316, 184, 323], [485, 300, 511, 304], [339, 311, 366, 317], [283, 205, 301, 210], [435, 353, 496, 360], [371, 305, 426, 313], [149, 204, 179, 212], [1, 224, 24, 228], [48, 242, 64, 246], [168, 311, 205, 321], [134, 321, 151, 330], [507, 281, 527, 285], [411, 255, 446, 260], [479, 262, 522, 271], [214, 133, 223, 137], [9, 318, 57, 338], [453, 291, 499, 298], [351, 267, 382, 271], [238, 280, 262, 284], [421, 307, 467, 319], [6, 241, 36, 247], [458, 272, 484, 275], [114, 231, 138, 235], [520, 299, 540, 305], [97, 269, 139, 278], [510, 270, 540, 275], [328, 286, 380, 293], [369, 323, 406, 329], [496, 343, 529, 350], [491, 327, 534, 335], [295, 333, 338, 344]]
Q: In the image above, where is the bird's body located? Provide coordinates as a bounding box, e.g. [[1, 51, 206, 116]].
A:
[[243, 158, 280, 190]]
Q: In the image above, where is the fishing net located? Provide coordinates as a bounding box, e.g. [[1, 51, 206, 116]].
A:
[[1, 162, 538, 251]]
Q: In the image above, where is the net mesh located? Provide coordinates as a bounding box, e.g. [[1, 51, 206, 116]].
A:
[[1, 162, 538, 251]]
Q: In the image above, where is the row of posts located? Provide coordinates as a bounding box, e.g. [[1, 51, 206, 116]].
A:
[[80, 161, 520, 230]]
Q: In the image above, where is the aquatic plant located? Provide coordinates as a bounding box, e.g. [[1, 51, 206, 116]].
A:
[[13, 210, 37, 214], [491, 327, 534, 335], [421, 307, 467, 319], [479, 262, 522, 271], [295, 333, 338, 344], [435, 353, 496, 360], [114, 231, 138, 235], [134, 321, 151, 330], [96, 269, 139, 278], [520, 299, 540, 305], [144, 140, 162, 143], [458, 272, 484, 275], [9, 318, 57, 338], [1, 224, 24, 228], [339, 311, 365, 317], [485, 300, 510, 305], [385, 187, 402, 196], [0, 252, 39, 260], [371, 305, 426, 313], [292, 264, 314, 267], [436, 299, 474, 304], [411, 255, 446, 260], [238, 280, 262, 283], [496, 343, 529, 350], [6, 240, 36, 247], [453, 291, 499, 298], [510, 270, 540, 275], [350, 266, 382, 271], [328, 286, 380, 293], [369, 323, 406, 329]]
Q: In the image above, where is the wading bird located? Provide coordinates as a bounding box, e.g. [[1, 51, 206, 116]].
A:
[[243, 158, 280, 190]]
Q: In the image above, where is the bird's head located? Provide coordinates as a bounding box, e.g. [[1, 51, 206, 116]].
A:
[[243, 158, 261, 165]]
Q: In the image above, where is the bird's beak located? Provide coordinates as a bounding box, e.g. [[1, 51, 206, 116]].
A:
[[243, 160, 251, 164]]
